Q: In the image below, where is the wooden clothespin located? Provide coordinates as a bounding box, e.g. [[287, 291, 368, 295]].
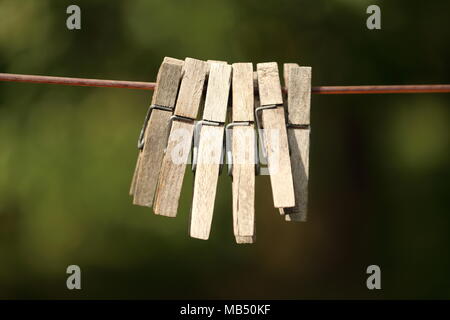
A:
[[130, 57, 183, 207], [280, 64, 312, 221], [189, 62, 232, 240], [256, 62, 295, 209], [226, 62, 256, 243], [153, 58, 208, 217]]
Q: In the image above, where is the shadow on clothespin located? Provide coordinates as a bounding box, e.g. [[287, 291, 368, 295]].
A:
[[130, 57, 183, 207], [279, 63, 312, 221]]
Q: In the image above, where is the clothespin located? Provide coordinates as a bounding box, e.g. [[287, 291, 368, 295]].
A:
[[153, 58, 208, 217], [130, 57, 183, 207], [191, 60, 227, 174], [280, 64, 312, 221], [189, 62, 232, 240], [255, 62, 296, 209], [226, 63, 256, 244]]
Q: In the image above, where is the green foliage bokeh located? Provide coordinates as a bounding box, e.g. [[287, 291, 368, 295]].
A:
[[0, 0, 449, 298]]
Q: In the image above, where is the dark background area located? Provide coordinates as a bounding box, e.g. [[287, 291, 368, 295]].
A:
[[0, 0, 449, 299]]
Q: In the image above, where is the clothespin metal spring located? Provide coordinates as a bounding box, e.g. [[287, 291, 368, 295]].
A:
[[192, 120, 225, 173], [225, 121, 259, 177], [254, 104, 279, 160], [137, 104, 173, 150]]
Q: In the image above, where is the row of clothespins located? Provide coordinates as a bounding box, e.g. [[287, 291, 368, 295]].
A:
[[129, 57, 311, 243]]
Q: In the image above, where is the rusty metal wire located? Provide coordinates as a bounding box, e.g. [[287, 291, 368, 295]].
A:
[[1, 73, 450, 94]]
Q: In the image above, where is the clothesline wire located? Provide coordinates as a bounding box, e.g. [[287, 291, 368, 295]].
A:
[[1, 73, 450, 94]]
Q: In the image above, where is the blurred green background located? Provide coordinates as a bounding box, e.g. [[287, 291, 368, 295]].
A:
[[0, 0, 449, 299]]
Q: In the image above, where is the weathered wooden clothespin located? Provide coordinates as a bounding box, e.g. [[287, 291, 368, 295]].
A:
[[153, 58, 208, 217], [130, 57, 183, 207], [280, 64, 312, 221], [255, 62, 296, 209], [226, 63, 256, 243], [189, 62, 232, 240]]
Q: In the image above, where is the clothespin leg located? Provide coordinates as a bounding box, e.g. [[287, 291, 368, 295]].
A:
[[129, 153, 141, 196], [280, 64, 312, 221], [190, 125, 224, 239], [231, 125, 256, 243], [283, 129, 309, 221], [154, 119, 195, 217]]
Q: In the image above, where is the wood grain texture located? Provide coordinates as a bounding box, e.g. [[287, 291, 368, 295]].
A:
[[283, 63, 299, 105], [232, 126, 256, 243], [257, 62, 295, 208], [202, 63, 232, 122], [152, 57, 184, 107], [280, 63, 311, 220], [257, 62, 283, 106], [131, 57, 183, 207], [231, 62, 256, 243], [282, 129, 310, 221], [129, 153, 140, 196], [153, 59, 207, 217], [207, 60, 227, 68], [190, 63, 231, 239], [284, 65, 312, 125], [153, 120, 195, 217], [174, 57, 208, 119], [261, 107, 296, 208], [133, 109, 173, 206], [190, 125, 224, 239], [232, 63, 254, 122], [236, 236, 256, 244]]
